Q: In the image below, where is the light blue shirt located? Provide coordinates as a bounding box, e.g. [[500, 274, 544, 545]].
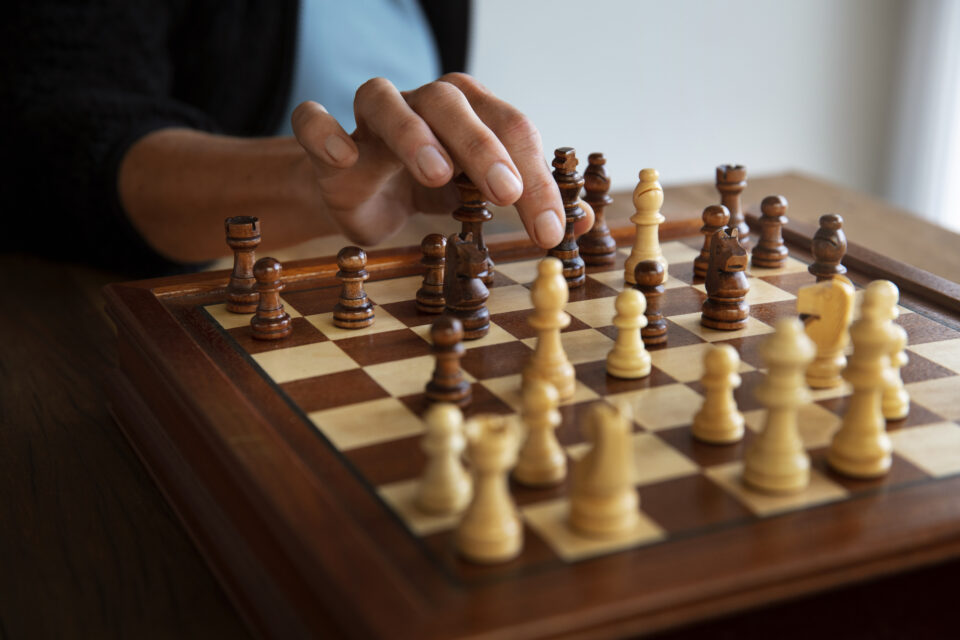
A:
[[278, 0, 441, 135]]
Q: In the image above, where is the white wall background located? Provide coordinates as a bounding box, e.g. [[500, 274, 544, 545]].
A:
[[468, 0, 903, 197]]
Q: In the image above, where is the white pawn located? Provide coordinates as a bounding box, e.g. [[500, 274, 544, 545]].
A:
[[514, 380, 565, 487], [691, 344, 745, 444], [624, 169, 667, 285], [415, 403, 472, 515], [881, 293, 910, 421], [523, 257, 576, 401], [456, 414, 523, 563], [606, 288, 652, 379], [569, 403, 639, 538], [743, 318, 816, 494], [828, 281, 896, 478]]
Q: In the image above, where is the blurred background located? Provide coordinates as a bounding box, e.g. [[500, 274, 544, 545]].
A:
[[469, 0, 960, 232]]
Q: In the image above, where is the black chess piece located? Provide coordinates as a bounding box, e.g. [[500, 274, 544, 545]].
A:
[[809, 213, 848, 281], [425, 316, 471, 407], [751, 195, 789, 268], [334, 246, 375, 329], [443, 232, 490, 339], [547, 147, 586, 288], [251, 257, 292, 340], [577, 152, 617, 266], [417, 234, 446, 314], [701, 229, 750, 331], [694, 205, 730, 279], [633, 260, 667, 346]]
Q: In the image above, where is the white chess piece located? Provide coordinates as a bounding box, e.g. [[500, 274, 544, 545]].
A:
[[743, 318, 816, 494], [523, 257, 576, 400], [797, 278, 855, 388], [624, 169, 667, 284], [455, 414, 523, 563], [606, 288, 651, 379], [514, 380, 565, 487], [828, 280, 896, 478], [569, 403, 639, 538], [415, 403, 471, 515], [881, 291, 910, 421], [691, 344, 745, 444]]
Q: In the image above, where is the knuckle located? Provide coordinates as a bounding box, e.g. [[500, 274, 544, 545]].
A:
[[523, 175, 559, 201], [392, 113, 426, 142], [415, 80, 465, 109], [499, 110, 539, 147], [356, 77, 394, 104], [464, 130, 500, 158]]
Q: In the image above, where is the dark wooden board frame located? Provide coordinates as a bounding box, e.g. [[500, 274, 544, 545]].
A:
[[104, 215, 960, 640]]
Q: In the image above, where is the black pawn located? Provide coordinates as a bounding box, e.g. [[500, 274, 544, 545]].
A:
[[752, 195, 789, 268], [633, 260, 667, 346], [694, 205, 730, 279], [251, 257, 292, 340], [425, 316, 471, 408], [809, 213, 848, 282], [334, 246, 375, 329], [547, 147, 586, 288], [416, 234, 446, 314]]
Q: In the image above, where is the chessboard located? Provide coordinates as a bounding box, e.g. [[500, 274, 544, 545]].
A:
[[105, 215, 960, 640]]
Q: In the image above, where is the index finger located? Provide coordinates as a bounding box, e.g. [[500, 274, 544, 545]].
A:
[[439, 74, 568, 249]]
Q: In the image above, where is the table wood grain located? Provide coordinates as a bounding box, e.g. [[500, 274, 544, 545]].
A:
[[2, 173, 957, 639]]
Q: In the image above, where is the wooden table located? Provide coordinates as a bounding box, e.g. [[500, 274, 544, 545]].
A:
[[2, 173, 957, 639]]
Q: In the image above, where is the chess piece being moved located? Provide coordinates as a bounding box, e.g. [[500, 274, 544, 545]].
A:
[[606, 289, 651, 379], [514, 380, 565, 487], [743, 318, 816, 494], [624, 168, 667, 284], [456, 414, 522, 563], [691, 345, 744, 444], [701, 228, 750, 331], [633, 260, 667, 346], [225, 216, 261, 313], [569, 402, 639, 538], [577, 152, 617, 266], [547, 148, 586, 288], [523, 258, 576, 401], [416, 403, 471, 515], [828, 280, 896, 478], [334, 246, 375, 329], [425, 316, 471, 408], [694, 205, 730, 279], [882, 289, 910, 421], [797, 278, 855, 388], [443, 232, 490, 339], [452, 173, 494, 285], [809, 214, 848, 281], [716, 164, 749, 240], [751, 195, 789, 268], [416, 234, 446, 314], [250, 257, 292, 340]]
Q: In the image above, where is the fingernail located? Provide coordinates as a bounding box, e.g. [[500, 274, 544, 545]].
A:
[[416, 145, 451, 181], [485, 162, 522, 203], [534, 210, 564, 247], [324, 135, 352, 163]]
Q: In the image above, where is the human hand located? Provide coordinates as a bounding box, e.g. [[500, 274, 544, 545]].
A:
[[291, 73, 594, 248]]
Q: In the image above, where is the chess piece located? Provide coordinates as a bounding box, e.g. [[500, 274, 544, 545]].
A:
[[809, 214, 848, 282], [693, 205, 730, 280], [250, 257, 292, 340], [443, 232, 490, 339], [569, 402, 639, 538], [547, 148, 586, 288], [225, 216, 261, 313], [797, 278, 855, 388], [416, 403, 472, 515], [514, 380, 565, 487], [633, 260, 667, 346], [606, 289, 651, 379], [751, 195, 789, 268], [743, 318, 816, 493], [624, 168, 667, 284], [691, 344, 745, 444], [522, 258, 576, 401], [881, 288, 910, 421], [334, 246, 375, 329], [456, 414, 523, 563], [416, 233, 446, 314], [577, 152, 617, 266], [425, 316, 471, 408], [716, 164, 749, 240], [701, 228, 750, 330], [827, 280, 896, 478], [452, 173, 494, 285]]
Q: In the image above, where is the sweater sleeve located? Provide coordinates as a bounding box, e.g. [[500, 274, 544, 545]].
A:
[[0, 1, 219, 275]]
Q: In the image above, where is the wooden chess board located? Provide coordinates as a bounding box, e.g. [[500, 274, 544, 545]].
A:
[[105, 215, 960, 640]]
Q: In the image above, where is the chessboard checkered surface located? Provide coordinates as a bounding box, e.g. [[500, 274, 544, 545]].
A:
[[202, 239, 960, 583]]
